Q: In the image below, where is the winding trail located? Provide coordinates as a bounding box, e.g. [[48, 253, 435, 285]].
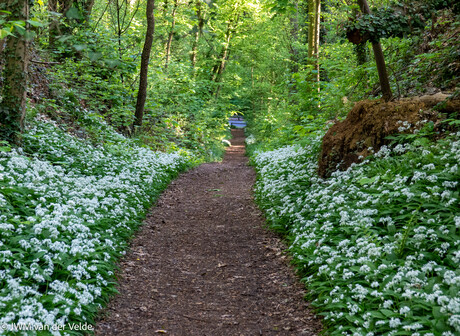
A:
[[95, 129, 322, 335]]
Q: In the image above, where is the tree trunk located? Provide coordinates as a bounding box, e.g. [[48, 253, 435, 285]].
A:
[[190, 0, 203, 68], [289, 0, 299, 74], [212, 31, 231, 83], [0, 38, 6, 55], [191, 30, 199, 68], [307, 0, 320, 95], [356, 0, 392, 101], [211, 12, 240, 97], [307, 0, 320, 71], [0, 0, 29, 143], [314, 0, 320, 91], [307, 0, 314, 59], [211, 15, 236, 83], [133, 0, 155, 129], [164, 0, 178, 69]]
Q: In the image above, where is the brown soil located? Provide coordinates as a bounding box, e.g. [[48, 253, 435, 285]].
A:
[[94, 129, 322, 336], [318, 93, 460, 177]]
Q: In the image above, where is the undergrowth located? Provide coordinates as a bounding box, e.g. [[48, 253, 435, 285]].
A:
[[250, 131, 460, 335], [0, 118, 193, 335]]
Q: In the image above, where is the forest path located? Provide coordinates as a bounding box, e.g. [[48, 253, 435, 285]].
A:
[[95, 129, 322, 336]]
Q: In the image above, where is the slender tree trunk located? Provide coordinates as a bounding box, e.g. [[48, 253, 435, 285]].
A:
[[307, 0, 314, 59], [356, 0, 392, 101], [214, 48, 231, 98], [211, 12, 240, 97], [289, 0, 299, 74], [115, 0, 125, 83], [0, 38, 6, 55], [307, 0, 320, 67], [0, 0, 29, 143], [212, 31, 231, 83], [116, 0, 122, 57], [191, 30, 199, 67], [211, 16, 235, 83], [133, 0, 155, 129], [190, 0, 203, 68], [313, 0, 320, 91], [164, 0, 178, 69], [307, 0, 320, 96]]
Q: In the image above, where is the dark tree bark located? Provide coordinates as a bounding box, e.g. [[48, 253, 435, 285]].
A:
[[133, 0, 155, 129], [356, 0, 392, 101], [0, 37, 6, 56], [164, 0, 178, 69], [0, 0, 30, 143]]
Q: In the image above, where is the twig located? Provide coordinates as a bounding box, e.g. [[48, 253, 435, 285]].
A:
[[30, 60, 61, 65], [178, 313, 211, 323]]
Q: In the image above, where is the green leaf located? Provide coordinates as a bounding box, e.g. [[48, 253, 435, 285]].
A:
[[0, 28, 11, 39], [380, 309, 395, 317], [359, 176, 376, 185], [369, 311, 385, 319], [87, 51, 102, 62], [432, 306, 443, 319], [65, 7, 82, 20], [73, 44, 87, 51], [0, 146, 11, 152], [27, 19, 45, 28]]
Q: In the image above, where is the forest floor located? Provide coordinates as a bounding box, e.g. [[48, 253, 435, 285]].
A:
[[94, 129, 322, 336]]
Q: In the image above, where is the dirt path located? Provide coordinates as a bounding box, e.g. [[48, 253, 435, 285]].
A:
[[95, 129, 322, 335]]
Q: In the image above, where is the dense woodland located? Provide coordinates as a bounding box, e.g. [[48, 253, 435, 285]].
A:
[[0, 0, 459, 335]]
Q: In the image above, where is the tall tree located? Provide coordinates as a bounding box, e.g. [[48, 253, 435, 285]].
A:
[[190, 0, 204, 68], [0, 0, 30, 142], [307, 0, 320, 91], [356, 0, 392, 101], [133, 0, 155, 129], [164, 0, 178, 69], [288, 0, 300, 74], [210, 8, 241, 97]]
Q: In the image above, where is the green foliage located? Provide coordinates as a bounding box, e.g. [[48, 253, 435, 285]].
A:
[[344, 9, 412, 42]]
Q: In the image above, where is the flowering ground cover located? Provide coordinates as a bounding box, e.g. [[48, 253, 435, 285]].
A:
[[250, 132, 460, 335], [0, 121, 192, 335]]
